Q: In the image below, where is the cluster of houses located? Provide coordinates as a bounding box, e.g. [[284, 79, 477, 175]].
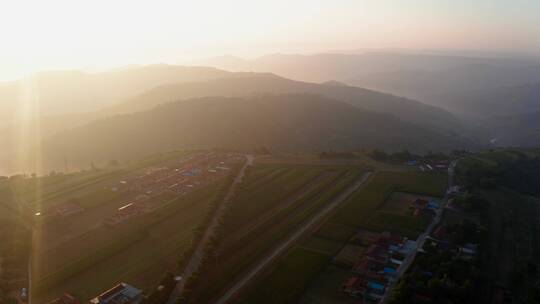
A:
[[90, 282, 143, 304], [342, 232, 417, 303], [428, 225, 479, 260], [46, 282, 142, 304], [110, 153, 232, 196], [398, 223, 479, 302], [406, 159, 450, 172], [104, 153, 237, 226], [409, 198, 439, 219]]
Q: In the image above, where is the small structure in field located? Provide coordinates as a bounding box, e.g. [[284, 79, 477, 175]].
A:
[[90, 282, 142, 304]]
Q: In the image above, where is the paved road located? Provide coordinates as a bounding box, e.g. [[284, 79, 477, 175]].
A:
[[167, 155, 254, 304], [214, 172, 373, 304], [380, 161, 457, 304]]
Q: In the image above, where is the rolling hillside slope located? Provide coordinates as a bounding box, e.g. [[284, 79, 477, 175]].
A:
[[42, 95, 473, 168]]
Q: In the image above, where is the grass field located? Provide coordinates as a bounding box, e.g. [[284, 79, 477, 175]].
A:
[[315, 222, 357, 243], [239, 247, 331, 304], [300, 236, 344, 255], [331, 171, 446, 234], [380, 191, 439, 215], [32, 178, 223, 303], [189, 164, 366, 303], [238, 170, 448, 304], [298, 265, 358, 304]]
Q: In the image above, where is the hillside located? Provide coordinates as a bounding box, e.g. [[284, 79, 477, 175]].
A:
[[41, 95, 473, 169], [104, 74, 469, 135]]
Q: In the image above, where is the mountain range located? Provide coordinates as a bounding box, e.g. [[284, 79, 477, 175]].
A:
[[4, 54, 540, 175]]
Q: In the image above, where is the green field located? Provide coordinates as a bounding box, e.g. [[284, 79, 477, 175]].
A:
[[315, 222, 357, 243], [298, 265, 358, 304], [240, 247, 331, 304], [189, 164, 365, 303], [331, 171, 446, 235], [300, 236, 344, 255], [239, 170, 448, 303], [32, 175, 224, 303]]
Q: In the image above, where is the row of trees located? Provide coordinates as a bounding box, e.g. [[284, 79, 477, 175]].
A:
[[138, 159, 244, 304], [369, 149, 457, 163]]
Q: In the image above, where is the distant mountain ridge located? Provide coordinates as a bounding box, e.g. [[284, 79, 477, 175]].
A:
[[0, 64, 232, 125], [200, 52, 540, 115], [430, 83, 540, 118], [104, 73, 469, 136]]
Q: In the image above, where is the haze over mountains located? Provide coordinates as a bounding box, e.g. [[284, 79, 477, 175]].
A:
[[202, 52, 540, 117], [2, 50, 540, 175], [202, 51, 540, 145], [0, 65, 231, 125]]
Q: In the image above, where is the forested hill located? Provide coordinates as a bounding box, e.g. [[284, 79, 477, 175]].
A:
[[456, 149, 540, 195], [42, 95, 473, 168]]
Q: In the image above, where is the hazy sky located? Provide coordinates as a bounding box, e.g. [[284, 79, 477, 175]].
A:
[[1, 0, 539, 80]]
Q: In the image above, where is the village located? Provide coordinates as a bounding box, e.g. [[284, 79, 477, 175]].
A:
[[341, 232, 417, 303], [102, 152, 240, 226], [31, 152, 244, 304], [35, 152, 242, 226]]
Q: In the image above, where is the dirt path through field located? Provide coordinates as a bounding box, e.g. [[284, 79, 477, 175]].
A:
[[167, 155, 253, 304], [214, 171, 372, 304], [219, 171, 339, 252]]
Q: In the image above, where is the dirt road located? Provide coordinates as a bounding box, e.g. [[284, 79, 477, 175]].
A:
[[167, 155, 253, 304]]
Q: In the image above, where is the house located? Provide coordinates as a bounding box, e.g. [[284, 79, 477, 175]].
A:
[[411, 199, 428, 209], [342, 276, 368, 298], [90, 283, 142, 304], [405, 160, 418, 166], [367, 281, 386, 295], [427, 200, 440, 210], [459, 243, 478, 260]]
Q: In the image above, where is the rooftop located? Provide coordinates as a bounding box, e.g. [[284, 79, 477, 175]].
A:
[[90, 283, 142, 304]]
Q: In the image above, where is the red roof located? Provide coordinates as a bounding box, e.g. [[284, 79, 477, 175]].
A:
[[343, 277, 359, 289], [413, 198, 429, 207]]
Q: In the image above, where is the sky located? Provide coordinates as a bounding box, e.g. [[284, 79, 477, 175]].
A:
[[1, 0, 540, 81]]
